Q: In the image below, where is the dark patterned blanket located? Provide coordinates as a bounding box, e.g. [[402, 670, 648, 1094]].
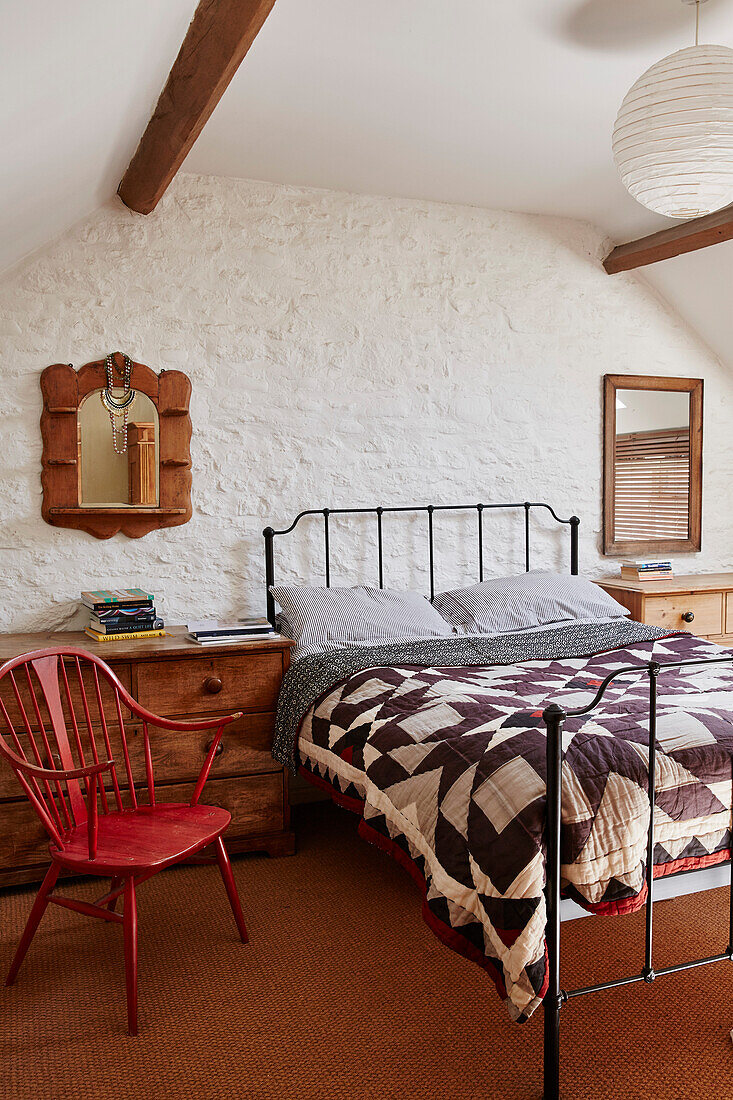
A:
[[274, 623, 733, 1021]]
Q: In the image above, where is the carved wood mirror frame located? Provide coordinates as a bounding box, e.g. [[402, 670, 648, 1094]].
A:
[[602, 374, 703, 557], [41, 353, 192, 540]]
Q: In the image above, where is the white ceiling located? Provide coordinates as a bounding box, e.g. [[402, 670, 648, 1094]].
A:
[[0, 1, 194, 273], [2, 0, 732, 368]]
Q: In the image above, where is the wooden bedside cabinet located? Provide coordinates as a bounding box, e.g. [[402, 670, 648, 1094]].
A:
[[597, 573, 733, 645], [0, 627, 295, 888]]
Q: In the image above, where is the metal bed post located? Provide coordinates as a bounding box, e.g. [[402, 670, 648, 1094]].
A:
[[729, 750, 733, 958], [323, 508, 331, 587], [427, 506, 435, 602], [524, 502, 531, 573], [569, 516, 580, 576], [263, 526, 276, 627], [377, 507, 384, 589], [643, 664, 659, 982], [542, 702, 565, 1100]]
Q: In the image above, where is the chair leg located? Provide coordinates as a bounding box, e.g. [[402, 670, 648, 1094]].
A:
[[6, 862, 60, 986], [123, 878, 138, 1035], [215, 836, 248, 944], [107, 877, 123, 912]]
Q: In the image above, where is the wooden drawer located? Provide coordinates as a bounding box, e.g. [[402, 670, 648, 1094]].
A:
[[146, 773, 284, 839], [0, 771, 285, 874], [0, 660, 131, 734], [0, 798, 50, 870], [645, 592, 723, 637], [726, 594, 733, 636], [137, 652, 282, 716], [129, 711, 276, 786]]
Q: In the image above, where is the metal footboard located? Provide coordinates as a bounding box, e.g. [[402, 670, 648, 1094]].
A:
[[542, 654, 733, 1100]]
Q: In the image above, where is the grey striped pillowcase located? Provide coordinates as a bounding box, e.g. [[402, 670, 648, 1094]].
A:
[[433, 571, 629, 635], [270, 585, 455, 659]]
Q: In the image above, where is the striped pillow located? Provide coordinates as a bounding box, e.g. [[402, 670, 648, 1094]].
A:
[[271, 585, 455, 658], [433, 571, 629, 635]]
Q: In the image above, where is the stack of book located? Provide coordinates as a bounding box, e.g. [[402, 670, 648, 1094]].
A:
[[187, 618, 277, 646], [83, 589, 165, 642], [620, 560, 674, 581]]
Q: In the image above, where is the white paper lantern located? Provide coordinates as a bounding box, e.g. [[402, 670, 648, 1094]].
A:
[[613, 44, 733, 219]]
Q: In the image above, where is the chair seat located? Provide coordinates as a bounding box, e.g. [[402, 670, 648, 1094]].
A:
[[51, 802, 232, 874]]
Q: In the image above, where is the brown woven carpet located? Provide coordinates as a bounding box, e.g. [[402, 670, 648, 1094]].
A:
[[1, 802, 731, 1100]]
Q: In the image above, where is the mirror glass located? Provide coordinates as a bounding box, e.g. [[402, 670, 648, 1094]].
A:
[[78, 390, 160, 507], [613, 389, 690, 542]]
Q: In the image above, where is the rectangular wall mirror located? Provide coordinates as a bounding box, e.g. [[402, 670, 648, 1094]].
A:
[[603, 374, 703, 556]]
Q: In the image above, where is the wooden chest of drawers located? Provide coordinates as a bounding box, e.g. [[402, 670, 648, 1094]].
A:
[[597, 573, 733, 644], [0, 627, 295, 888]]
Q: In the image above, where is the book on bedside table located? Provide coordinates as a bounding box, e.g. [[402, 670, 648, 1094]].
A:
[[620, 559, 674, 581], [84, 627, 167, 643], [187, 619, 278, 645], [81, 588, 165, 641]]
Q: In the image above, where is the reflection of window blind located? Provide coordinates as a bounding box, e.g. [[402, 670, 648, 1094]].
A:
[[614, 428, 690, 540]]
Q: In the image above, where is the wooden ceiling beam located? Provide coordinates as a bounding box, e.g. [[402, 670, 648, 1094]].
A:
[[118, 0, 277, 215], [604, 203, 733, 274]]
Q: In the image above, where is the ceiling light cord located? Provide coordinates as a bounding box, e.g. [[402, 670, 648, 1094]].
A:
[[696, 0, 700, 47]]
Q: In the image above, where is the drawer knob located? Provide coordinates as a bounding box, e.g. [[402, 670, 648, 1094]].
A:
[[206, 738, 225, 757], [204, 676, 223, 694], [681, 611, 695, 624]]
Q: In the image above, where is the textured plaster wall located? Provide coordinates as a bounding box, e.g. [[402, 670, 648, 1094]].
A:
[[0, 173, 730, 632]]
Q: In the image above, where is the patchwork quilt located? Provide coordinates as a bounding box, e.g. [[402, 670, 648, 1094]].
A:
[[273, 623, 733, 1021]]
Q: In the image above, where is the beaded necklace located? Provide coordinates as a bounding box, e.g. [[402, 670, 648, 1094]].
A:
[[100, 353, 136, 454]]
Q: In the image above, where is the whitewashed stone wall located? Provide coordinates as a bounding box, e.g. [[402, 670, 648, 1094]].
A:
[[0, 173, 730, 632]]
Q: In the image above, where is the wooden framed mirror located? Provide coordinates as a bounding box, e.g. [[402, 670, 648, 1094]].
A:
[[603, 374, 703, 556], [41, 353, 192, 539]]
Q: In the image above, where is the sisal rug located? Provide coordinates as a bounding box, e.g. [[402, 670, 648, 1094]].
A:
[[1, 802, 731, 1099]]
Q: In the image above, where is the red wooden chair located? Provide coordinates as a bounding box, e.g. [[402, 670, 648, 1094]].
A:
[[0, 647, 249, 1034]]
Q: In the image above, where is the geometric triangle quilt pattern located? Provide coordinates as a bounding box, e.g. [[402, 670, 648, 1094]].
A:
[[293, 626, 733, 1022]]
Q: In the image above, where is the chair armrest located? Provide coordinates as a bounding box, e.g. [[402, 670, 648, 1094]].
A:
[[130, 710, 243, 810], [124, 699, 244, 732], [1, 747, 114, 784], [189, 721, 233, 806], [0, 752, 114, 862]]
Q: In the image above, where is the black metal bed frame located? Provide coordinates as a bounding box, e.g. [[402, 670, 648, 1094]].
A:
[[263, 502, 732, 1099], [263, 501, 580, 626]]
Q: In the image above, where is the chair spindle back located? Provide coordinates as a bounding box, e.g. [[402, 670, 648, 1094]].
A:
[[0, 649, 151, 848]]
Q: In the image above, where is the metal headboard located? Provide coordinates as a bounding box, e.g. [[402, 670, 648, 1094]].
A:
[[263, 502, 580, 627]]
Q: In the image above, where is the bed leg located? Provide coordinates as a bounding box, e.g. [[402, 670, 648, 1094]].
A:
[[543, 998, 561, 1100], [543, 702, 565, 1100]]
